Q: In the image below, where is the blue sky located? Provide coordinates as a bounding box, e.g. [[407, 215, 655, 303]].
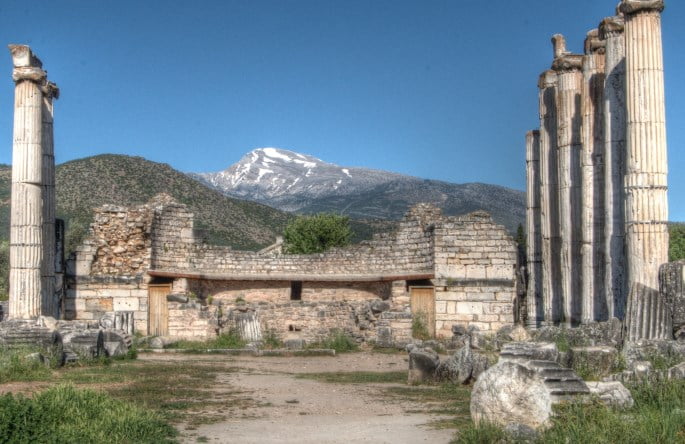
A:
[[0, 0, 683, 220]]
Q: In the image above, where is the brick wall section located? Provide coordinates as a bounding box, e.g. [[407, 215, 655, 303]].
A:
[[432, 211, 518, 336], [168, 302, 218, 339]]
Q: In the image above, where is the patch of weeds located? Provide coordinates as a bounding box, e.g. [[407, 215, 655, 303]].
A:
[[261, 329, 282, 349], [383, 383, 472, 430], [0, 346, 56, 384], [0, 384, 176, 443], [307, 329, 358, 353], [412, 311, 431, 341], [453, 421, 511, 444], [553, 330, 571, 353], [167, 330, 247, 351], [643, 350, 682, 371], [297, 371, 407, 384]]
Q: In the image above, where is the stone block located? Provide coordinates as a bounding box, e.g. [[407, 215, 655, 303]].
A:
[[457, 302, 484, 315], [113, 297, 140, 311], [85, 298, 113, 312], [435, 301, 447, 314]]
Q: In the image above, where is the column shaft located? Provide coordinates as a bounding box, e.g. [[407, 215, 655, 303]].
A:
[[8, 79, 44, 319], [538, 71, 561, 324], [41, 90, 57, 317], [580, 33, 606, 323], [526, 130, 542, 327], [600, 17, 628, 320], [554, 56, 584, 325], [621, 1, 669, 340]]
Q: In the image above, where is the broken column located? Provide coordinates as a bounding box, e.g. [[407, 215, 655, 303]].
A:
[[8, 45, 46, 320], [552, 35, 584, 325], [580, 30, 606, 323], [620, 0, 670, 340], [538, 70, 561, 324], [526, 130, 542, 327], [600, 15, 627, 320]]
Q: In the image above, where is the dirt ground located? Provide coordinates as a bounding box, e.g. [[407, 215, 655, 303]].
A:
[[141, 352, 457, 444]]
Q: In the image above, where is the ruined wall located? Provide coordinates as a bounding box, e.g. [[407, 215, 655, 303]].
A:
[[432, 211, 518, 336], [168, 301, 218, 339], [152, 203, 436, 277]]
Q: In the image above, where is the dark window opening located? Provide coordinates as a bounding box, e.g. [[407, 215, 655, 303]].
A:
[[290, 281, 302, 300]]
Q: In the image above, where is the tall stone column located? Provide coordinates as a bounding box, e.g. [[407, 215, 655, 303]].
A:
[[538, 70, 561, 324], [620, 0, 670, 340], [600, 15, 627, 320], [552, 35, 584, 325], [41, 82, 59, 318], [8, 45, 45, 319], [526, 130, 542, 327], [580, 30, 606, 323]]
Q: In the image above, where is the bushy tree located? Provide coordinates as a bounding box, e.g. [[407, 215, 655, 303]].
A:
[[670, 223, 685, 262], [283, 213, 352, 254]]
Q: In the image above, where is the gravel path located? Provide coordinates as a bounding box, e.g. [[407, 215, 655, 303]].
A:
[[141, 353, 455, 444]]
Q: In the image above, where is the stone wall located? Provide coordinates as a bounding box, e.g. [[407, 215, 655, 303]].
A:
[[433, 211, 518, 336], [66, 195, 519, 342], [63, 276, 149, 334]]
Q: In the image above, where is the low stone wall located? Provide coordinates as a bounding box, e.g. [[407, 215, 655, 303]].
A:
[[168, 301, 218, 339], [63, 276, 149, 334]]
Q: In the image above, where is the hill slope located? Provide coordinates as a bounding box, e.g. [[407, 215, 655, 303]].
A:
[[0, 155, 292, 252], [195, 147, 526, 232]]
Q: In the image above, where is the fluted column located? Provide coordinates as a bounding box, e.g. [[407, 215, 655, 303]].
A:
[[580, 30, 607, 323], [538, 70, 561, 324], [41, 82, 59, 318], [552, 35, 584, 325], [620, 0, 670, 340], [8, 45, 45, 319], [526, 130, 542, 327], [600, 15, 627, 320]]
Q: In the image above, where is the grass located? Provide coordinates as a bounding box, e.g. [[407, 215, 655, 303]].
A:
[[456, 379, 685, 443], [165, 331, 247, 351], [297, 371, 407, 384], [0, 347, 59, 384], [0, 384, 176, 443], [306, 329, 359, 353]]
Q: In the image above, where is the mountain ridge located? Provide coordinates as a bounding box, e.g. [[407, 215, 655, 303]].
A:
[[194, 147, 526, 232]]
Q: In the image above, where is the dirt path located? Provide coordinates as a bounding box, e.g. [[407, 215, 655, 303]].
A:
[[141, 353, 456, 444]]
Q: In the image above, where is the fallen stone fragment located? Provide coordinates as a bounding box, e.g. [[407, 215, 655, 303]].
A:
[[586, 381, 634, 408]]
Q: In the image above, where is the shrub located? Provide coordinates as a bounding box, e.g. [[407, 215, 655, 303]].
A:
[[282, 213, 352, 254], [412, 311, 432, 340], [0, 385, 176, 443], [308, 329, 358, 353]]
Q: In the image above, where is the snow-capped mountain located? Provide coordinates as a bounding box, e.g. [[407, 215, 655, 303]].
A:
[[195, 147, 407, 205], [193, 147, 525, 232]]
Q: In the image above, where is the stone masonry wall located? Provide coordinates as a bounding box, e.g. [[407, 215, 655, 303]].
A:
[[432, 211, 518, 336]]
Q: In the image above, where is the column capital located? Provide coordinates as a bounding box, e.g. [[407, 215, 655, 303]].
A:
[[43, 81, 60, 100], [599, 16, 625, 39], [8, 44, 46, 84], [584, 29, 606, 55], [619, 0, 665, 15], [552, 54, 584, 73]]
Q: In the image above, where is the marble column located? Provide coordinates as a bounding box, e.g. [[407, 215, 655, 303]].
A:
[[552, 35, 584, 325], [620, 0, 670, 340], [41, 82, 59, 318], [580, 30, 606, 323], [8, 45, 45, 319], [600, 15, 627, 320], [538, 70, 561, 324], [526, 130, 542, 327]]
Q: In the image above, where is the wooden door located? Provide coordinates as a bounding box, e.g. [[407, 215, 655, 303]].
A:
[[148, 284, 171, 336], [410, 287, 435, 338]]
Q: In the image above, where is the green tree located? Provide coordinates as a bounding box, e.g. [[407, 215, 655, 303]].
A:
[[283, 213, 352, 254], [670, 223, 685, 262]]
